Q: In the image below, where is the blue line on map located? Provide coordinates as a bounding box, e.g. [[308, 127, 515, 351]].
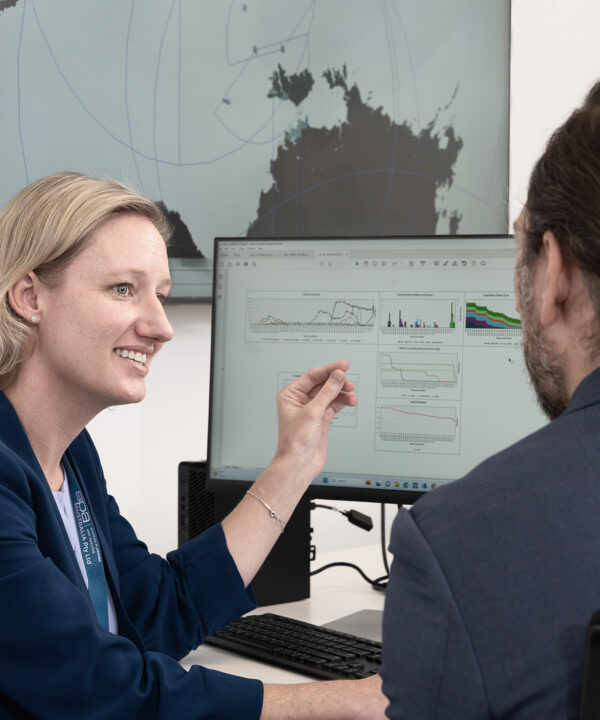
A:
[[26, 0, 279, 171], [125, 0, 143, 190], [153, 0, 177, 198], [178, 0, 182, 165], [215, 3, 282, 149], [218, 53, 252, 112], [295, 144, 299, 236], [271, 98, 276, 236], [29, 1, 152, 161], [378, 0, 426, 235], [288, 1, 316, 46], [224, 0, 314, 66], [229, 35, 308, 66], [217, 1, 314, 149], [17, 0, 28, 182], [390, 0, 421, 123], [389, 0, 423, 230], [377, 0, 402, 233], [225, 1, 234, 69], [213, 108, 285, 146]]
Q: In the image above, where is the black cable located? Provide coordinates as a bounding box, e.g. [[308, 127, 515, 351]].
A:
[[311, 502, 334, 511], [381, 503, 390, 576], [309, 502, 387, 590], [310, 561, 388, 591], [310, 502, 373, 531]]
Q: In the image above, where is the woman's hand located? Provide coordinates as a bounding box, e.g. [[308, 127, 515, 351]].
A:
[[222, 360, 358, 586], [272, 360, 357, 482]]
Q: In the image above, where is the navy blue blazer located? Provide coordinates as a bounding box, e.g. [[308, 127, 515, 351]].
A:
[[0, 393, 262, 719], [380, 367, 600, 719]]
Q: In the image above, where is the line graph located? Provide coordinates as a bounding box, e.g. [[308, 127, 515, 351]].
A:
[[378, 351, 459, 390], [247, 294, 376, 335], [375, 402, 459, 450]]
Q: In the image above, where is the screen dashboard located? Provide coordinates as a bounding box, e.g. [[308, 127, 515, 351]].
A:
[[208, 236, 547, 502]]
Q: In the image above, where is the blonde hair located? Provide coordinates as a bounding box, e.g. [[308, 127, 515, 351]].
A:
[[0, 172, 171, 390]]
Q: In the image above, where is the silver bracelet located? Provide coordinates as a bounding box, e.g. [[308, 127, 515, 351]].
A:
[[246, 490, 286, 534]]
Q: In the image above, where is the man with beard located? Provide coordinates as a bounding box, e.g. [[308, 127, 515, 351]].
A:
[[379, 83, 600, 719]]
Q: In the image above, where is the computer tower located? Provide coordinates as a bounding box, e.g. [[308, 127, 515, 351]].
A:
[[178, 461, 310, 606]]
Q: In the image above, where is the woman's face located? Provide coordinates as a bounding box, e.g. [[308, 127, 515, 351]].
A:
[[33, 212, 174, 416]]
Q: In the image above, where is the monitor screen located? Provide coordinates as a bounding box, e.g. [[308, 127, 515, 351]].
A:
[[207, 236, 547, 503]]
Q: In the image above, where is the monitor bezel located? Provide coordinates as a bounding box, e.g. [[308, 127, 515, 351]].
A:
[[206, 233, 515, 504]]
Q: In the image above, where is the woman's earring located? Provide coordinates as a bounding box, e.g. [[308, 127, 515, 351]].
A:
[[30, 315, 38, 323]]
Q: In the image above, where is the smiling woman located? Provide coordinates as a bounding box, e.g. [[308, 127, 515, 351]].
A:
[[0, 172, 171, 391], [0, 174, 386, 719], [9, 211, 175, 419]]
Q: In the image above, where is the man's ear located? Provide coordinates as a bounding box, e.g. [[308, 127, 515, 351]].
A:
[[538, 230, 571, 326], [8, 272, 42, 323]]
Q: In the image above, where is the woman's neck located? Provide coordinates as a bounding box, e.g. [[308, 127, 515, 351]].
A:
[[4, 367, 96, 491]]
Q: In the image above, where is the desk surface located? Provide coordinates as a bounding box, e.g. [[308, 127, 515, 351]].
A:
[[180, 543, 387, 683]]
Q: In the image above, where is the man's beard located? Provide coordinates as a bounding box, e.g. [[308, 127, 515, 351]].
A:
[[517, 262, 569, 420]]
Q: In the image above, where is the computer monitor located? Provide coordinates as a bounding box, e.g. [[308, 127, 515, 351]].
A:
[[207, 235, 547, 505]]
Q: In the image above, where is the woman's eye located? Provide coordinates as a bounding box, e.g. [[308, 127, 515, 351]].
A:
[[114, 283, 131, 297]]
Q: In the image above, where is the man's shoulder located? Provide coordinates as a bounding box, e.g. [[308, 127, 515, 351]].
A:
[[412, 398, 600, 529]]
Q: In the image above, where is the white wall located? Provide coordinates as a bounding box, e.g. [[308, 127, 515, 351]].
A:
[[88, 0, 600, 560], [509, 0, 600, 223]]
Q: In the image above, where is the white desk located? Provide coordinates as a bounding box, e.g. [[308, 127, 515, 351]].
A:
[[180, 544, 387, 683]]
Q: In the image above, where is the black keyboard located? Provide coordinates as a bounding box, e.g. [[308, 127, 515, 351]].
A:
[[206, 612, 382, 680]]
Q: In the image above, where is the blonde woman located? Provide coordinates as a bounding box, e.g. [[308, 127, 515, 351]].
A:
[[0, 173, 386, 719]]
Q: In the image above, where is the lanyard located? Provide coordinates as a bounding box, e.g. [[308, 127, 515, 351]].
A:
[[63, 457, 109, 630]]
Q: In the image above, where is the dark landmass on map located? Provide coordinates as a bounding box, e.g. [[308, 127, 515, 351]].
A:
[[157, 201, 204, 258], [248, 64, 463, 238], [268, 64, 314, 107], [0, 0, 19, 12], [447, 210, 463, 235]]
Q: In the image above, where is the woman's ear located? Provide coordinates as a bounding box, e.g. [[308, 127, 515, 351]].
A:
[[8, 272, 42, 323]]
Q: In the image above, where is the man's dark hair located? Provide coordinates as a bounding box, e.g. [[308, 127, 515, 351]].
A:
[[525, 82, 600, 290]]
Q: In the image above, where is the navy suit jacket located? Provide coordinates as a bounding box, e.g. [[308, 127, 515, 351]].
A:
[[381, 367, 600, 719], [0, 393, 262, 719]]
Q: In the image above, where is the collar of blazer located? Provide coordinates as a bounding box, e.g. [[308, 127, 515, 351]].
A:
[[559, 365, 600, 418], [0, 391, 47, 481]]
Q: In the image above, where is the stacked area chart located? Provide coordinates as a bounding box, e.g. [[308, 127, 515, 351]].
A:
[[465, 301, 521, 331]]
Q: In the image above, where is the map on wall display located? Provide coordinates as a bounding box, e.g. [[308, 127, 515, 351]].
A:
[[0, 0, 510, 297]]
